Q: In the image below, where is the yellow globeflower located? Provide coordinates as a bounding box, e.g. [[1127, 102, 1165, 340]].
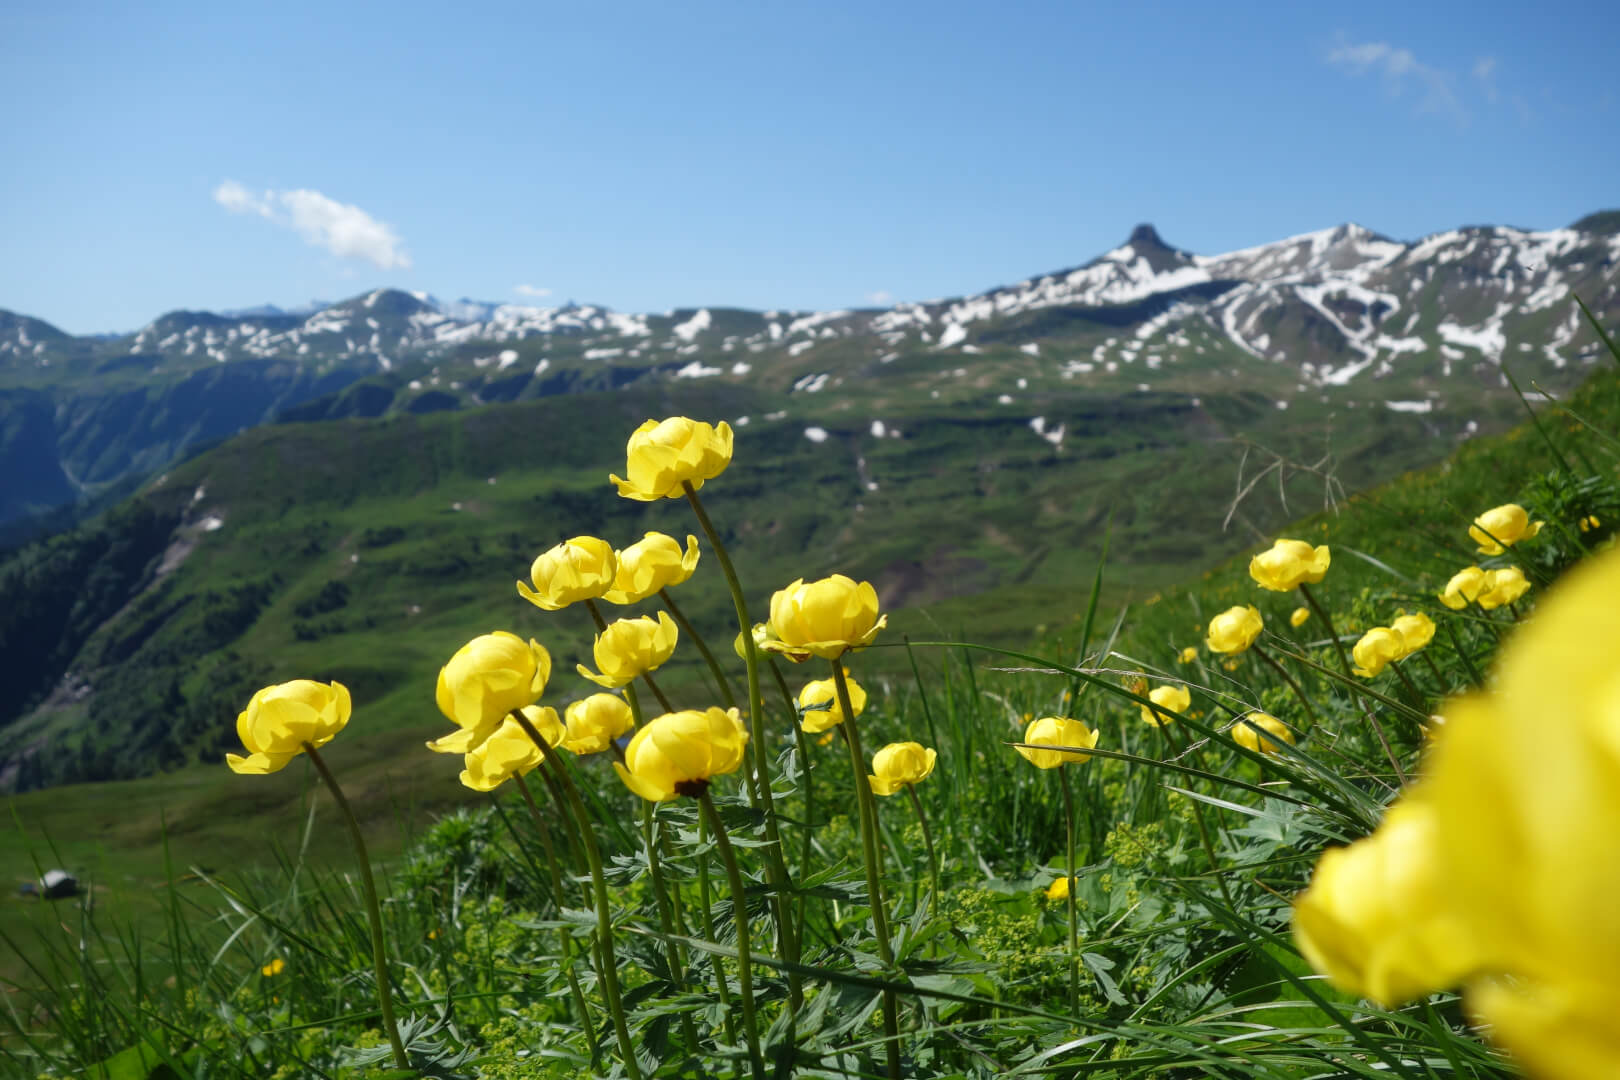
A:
[[610, 417, 734, 501], [796, 672, 866, 733], [1249, 538, 1331, 592], [516, 536, 616, 612], [459, 708, 559, 792], [1045, 876, 1070, 901], [613, 707, 749, 802], [763, 574, 887, 661], [732, 621, 770, 660], [227, 680, 351, 774], [1230, 712, 1294, 756], [1206, 605, 1263, 654], [428, 632, 552, 755], [1015, 716, 1099, 769], [1478, 566, 1530, 610], [1177, 645, 1198, 664], [1290, 606, 1311, 628], [1139, 684, 1191, 727], [262, 957, 287, 977], [602, 532, 701, 605], [561, 693, 634, 754], [1439, 566, 1489, 610], [577, 612, 679, 689], [1390, 612, 1436, 657], [1351, 627, 1405, 678], [868, 742, 937, 795], [1469, 503, 1543, 556]]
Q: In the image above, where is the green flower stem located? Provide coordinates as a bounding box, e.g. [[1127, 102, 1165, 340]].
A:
[[695, 810, 739, 1045], [639, 670, 676, 714], [1297, 583, 1353, 681], [516, 777, 598, 1050], [1251, 642, 1321, 732], [766, 655, 819, 943], [642, 800, 702, 1053], [1056, 766, 1080, 1021], [831, 661, 902, 1080], [1391, 660, 1426, 711], [301, 743, 408, 1072], [519, 717, 642, 1080], [698, 791, 766, 1080], [903, 784, 939, 921], [1420, 649, 1447, 693], [583, 597, 611, 632], [1154, 721, 1236, 913], [660, 586, 739, 710], [682, 480, 801, 1007]]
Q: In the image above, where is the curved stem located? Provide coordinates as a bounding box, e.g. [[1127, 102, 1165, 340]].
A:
[[301, 744, 408, 1071], [1251, 643, 1320, 732], [661, 587, 739, 710], [695, 810, 738, 1044], [1298, 583, 1352, 681], [583, 597, 610, 633], [699, 792, 765, 1080], [1056, 767, 1080, 1020], [904, 784, 939, 922], [642, 801, 701, 1052], [516, 777, 598, 1058], [639, 670, 676, 714]]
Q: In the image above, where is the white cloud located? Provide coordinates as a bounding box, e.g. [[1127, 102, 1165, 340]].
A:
[[1326, 36, 1465, 123], [1473, 56, 1498, 103], [514, 284, 552, 298], [865, 290, 893, 305], [212, 180, 411, 269]]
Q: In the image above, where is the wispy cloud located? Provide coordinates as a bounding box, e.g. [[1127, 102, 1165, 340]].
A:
[[1326, 36, 1466, 124], [1473, 55, 1498, 102], [513, 284, 552, 298], [212, 181, 411, 270], [865, 290, 893, 305]]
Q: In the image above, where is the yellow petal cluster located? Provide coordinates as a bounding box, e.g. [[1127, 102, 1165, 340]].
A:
[[1289, 606, 1311, 628], [1469, 502, 1543, 555], [1139, 684, 1190, 727], [516, 536, 617, 611], [1439, 566, 1489, 609], [1351, 627, 1405, 678], [1229, 711, 1294, 756], [577, 612, 678, 688], [1176, 645, 1198, 664], [1478, 566, 1530, 610], [610, 417, 734, 501], [1045, 876, 1070, 901], [613, 707, 749, 802], [227, 680, 351, 774], [602, 532, 701, 605], [1205, 605, 1263, 654], [732, 621, 770, 660], [1248, 538, 1331, 592], [428, 632, 552, 754], [1389, 612, 1435, 656], [459, 708, 559, 792], [1015, 716, 1099, 770], [764, 574, 887, 660], [796, 672, 866, 733], [262, 957, 286, 977], [561, 693, 634, 754], [868, 741, 937, 795]]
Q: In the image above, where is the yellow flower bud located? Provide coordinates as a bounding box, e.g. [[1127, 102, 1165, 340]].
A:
[[1140, 684, 1191, 727], [577, 612, 679, 688], [517, 536, 617, 611], [1290, 606, 1311, 628], [1206, 605, 1263, 654], [1478, 566, 1530, 610], [1230, 711, 1294, 756], [796, 673, 866, 733], [1579, 513, 1601, 533], [1352, 627, 1405, 678], [1439, 566, 1489, 610], [1045, 876, 1070, 901], [1249, 538, 1331, 592], [226, 680, 351, 775], [1390, 612, 1436, 657], [427, 632, 552, 755], [613, 707, 749, 801], [261, 957, 286, 977], [601, 532, 701, 605], [610, 417, 734, 501], [1015, 715, 1099, 769], [1177, 645, 1198, 664], [561, 693, 634, 754], [764, 574, 887, 661], [732, 621, 771, 661], [459, 708, 557, 791], [1468, 503, 1542, 556], [868, 741, 937, 795]]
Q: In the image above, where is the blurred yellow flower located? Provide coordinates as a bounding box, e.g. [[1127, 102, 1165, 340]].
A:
[[796, 672, 866, 733], [1579, 513, 1601, 533], [1469, 503, 1542, 555], [427, 633, 552, 755], [601, 532, 701, 605], [817, 730, 836, 747], [561, 693, 634, 754], [1290, 606, 1311, 628], [1177, 645, 1198, 664], [868, 741, 937, 795], [1015, 715, 1098, 769], [763, 574, 887, 660], [1045, 876, 1070, 901], [1352, 627, 1405, 678], [1230, 711, 1294, 756], [262, 957, 286, 977], [1249, 538, 1331, 592], [1439, 566, 1489, 610], [610, 417, 734, 501], [1139, 684, 1191, 727], [516, 536, 617, 611], [613, 707, 749, 801], [1390, 612, 1436, 657], [1206, 605, 1263, 654], [460, 708, 558, 791], [578, 612, 679, 688], [1478, 566, 1530, 610], [227, 680, 351, 775]]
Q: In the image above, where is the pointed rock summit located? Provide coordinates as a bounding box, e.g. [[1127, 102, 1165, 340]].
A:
[[1124, 223, 1191, 274], [1128, 223, 1168, 250]]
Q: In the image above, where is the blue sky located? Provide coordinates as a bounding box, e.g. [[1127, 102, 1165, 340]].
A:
[[3, 1, 1617, 334]]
